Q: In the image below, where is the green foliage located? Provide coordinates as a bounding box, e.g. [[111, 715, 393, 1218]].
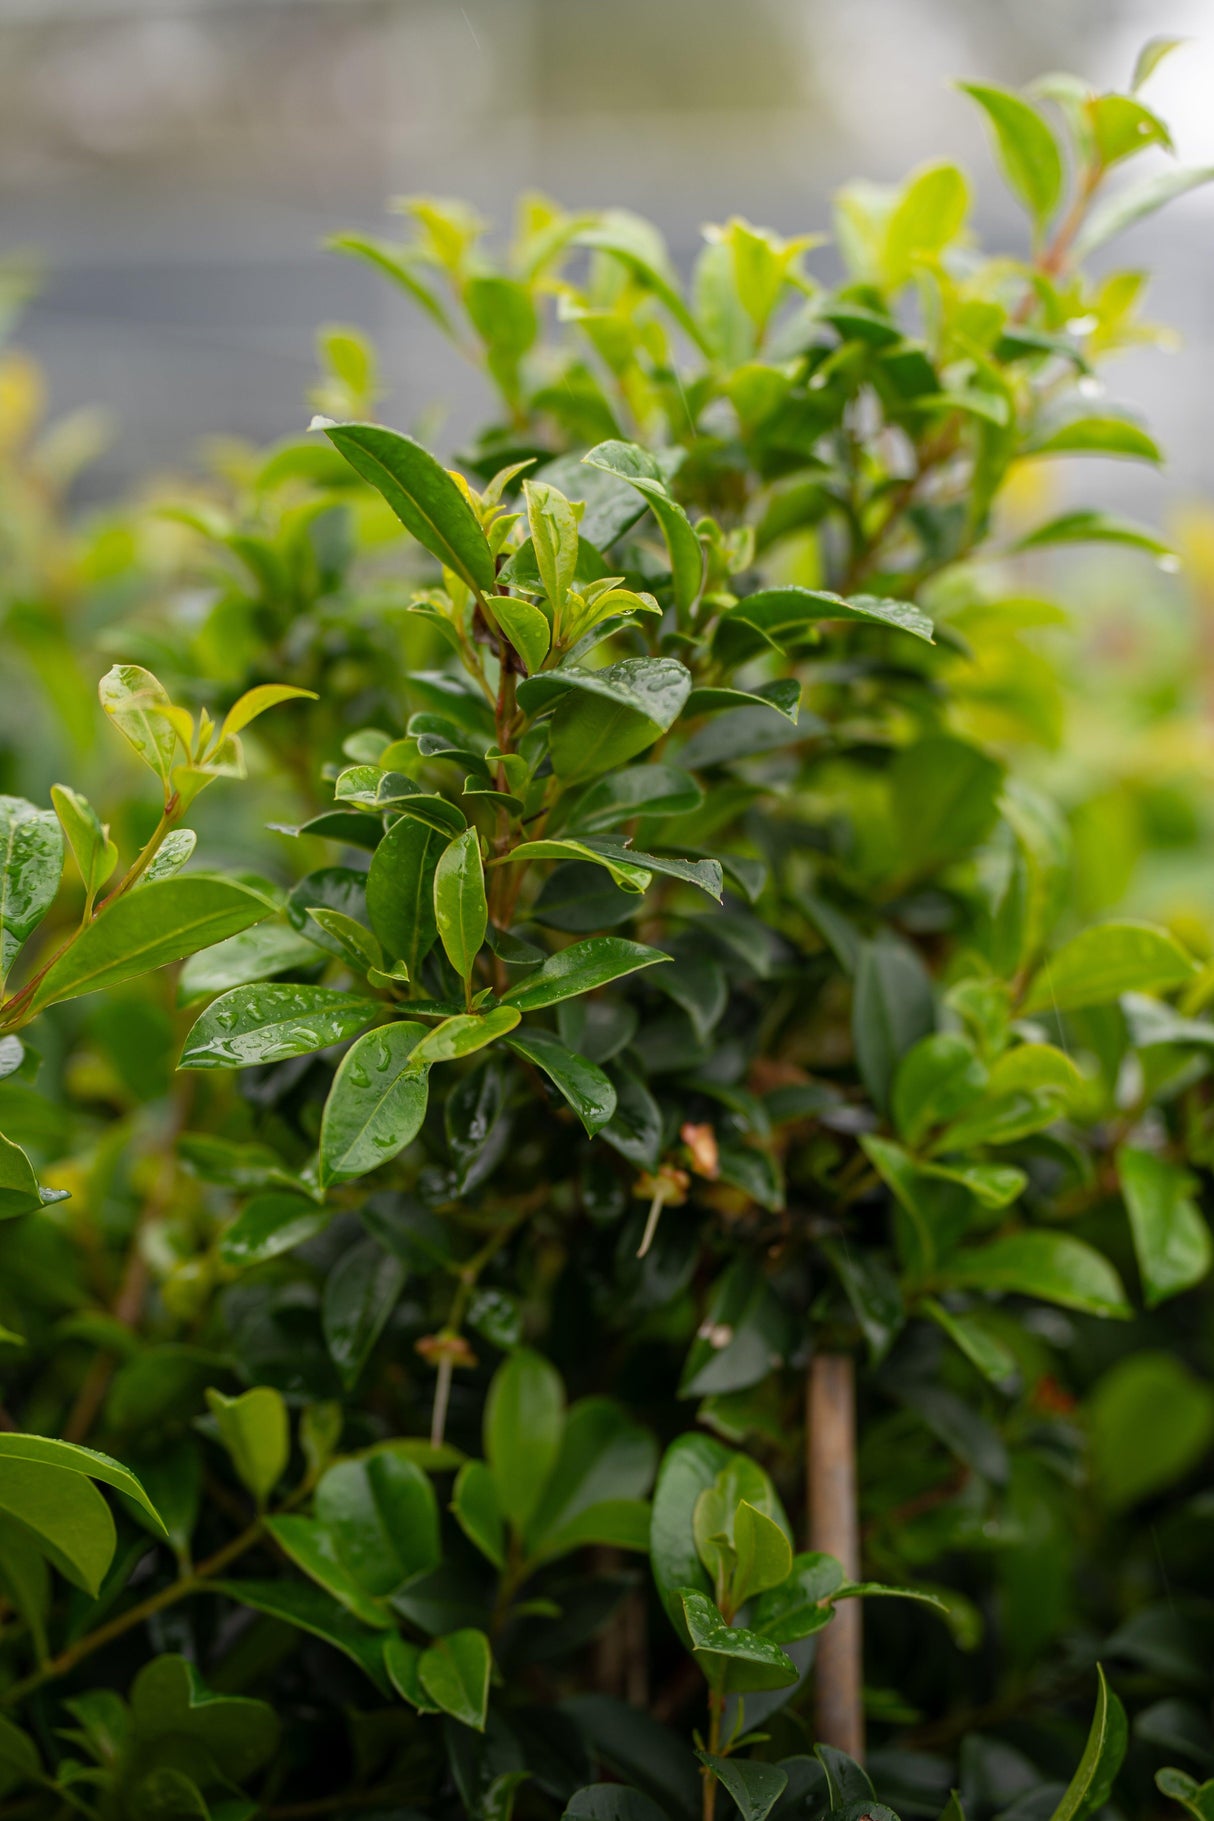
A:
[[0, 39, 1211, 1821]]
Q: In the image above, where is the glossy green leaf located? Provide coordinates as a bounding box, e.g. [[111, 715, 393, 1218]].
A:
[[680, 1589, 798, 1692], [0, 795, 63, 988], [176, 922, 320, 1003], [434, 828, 488, 988], [697, 1754, 788, 1821], [179, 983, 382, 1069], [25, 875, 273, 1014], [320, 421, 496, 595], [98, 664, 180, 790], [518, 658, 692, 783], [219, 1191, 329, 1267], [503, 937, 669, 1011], [505, 1027, 617, 1134], [751, 1551, 844, 1643], [717, 585, 934, 659], [409, 1005, 520, 1066], [262, 1514, 392, 1628], [319, 1021, 429, 1187], [1048, 1666, 1127, 1821], [893, 1034, 988, 1146], [0, 1433, 167, 1536], [582, 442, 705, 612], [209, 1579, 390, 1690], [731, 1499, 793, 1606], [365, 814, 444, 975], [650, 1433, 731, 1636], [50, 783, 116, 907], [0, 1458, 115, 1596]]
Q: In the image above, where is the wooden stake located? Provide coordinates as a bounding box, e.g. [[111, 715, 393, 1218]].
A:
[[807, 1350, 864, 1761]]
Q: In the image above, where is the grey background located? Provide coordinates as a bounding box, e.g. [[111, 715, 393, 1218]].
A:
[[4, 0, 1213, 512]]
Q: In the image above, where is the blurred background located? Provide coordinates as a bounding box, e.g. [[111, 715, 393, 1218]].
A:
[[3, 0, 1213, 506]]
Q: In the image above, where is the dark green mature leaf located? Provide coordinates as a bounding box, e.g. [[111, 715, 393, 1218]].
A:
[[1117, 1147, 1213, 1308], [453, 1460, 505, 1568], [0, 1459, 115, 1596], [177, 922, 320, 1003], [0, 1434, 167, 1536], [486, 1349, 565, 1533], [503, 938, 670, 1011], [1048, 1666, 1127, 1821], [518, 658, 692, 783], [680, 1590, 798, 1692], [890, 737, 1003, 873], [219, 1191, 329, 1266], [959, 82, 1063, 224], [318, 1021, 429, 1187], [563, 1787, 669, 1821], [1022, 921, 1196, 1015], [0, 796, 63, 986], [129, 1653, 279, 1782], [582, 442, 705, 612], [321, 421, 496, 595], [505, 1027, 617, 1134], [315, 1450, 440, 1592], [209, 1580, 390, 1689], [24, 875, 273, 1014], [322, 1239, 406, 1387], [751, 1552, 843, 1643], [366, 814, 445, 974], [716, 585, 934, 660], [853, 934, 936, 1113], [697, 1754, 788, 1821], [650, 1433, 730, 1636], [180, 984, 382, 1068], [418, 1628, 492, 1730]]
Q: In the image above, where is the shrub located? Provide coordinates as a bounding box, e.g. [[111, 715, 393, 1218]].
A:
[[1, 44, 1213, 1821]]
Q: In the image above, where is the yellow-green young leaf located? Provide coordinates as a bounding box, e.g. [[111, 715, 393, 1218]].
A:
[[409, 1005, 520, 1068], [99, 664, 181, 791], [25, 876, 274, 1016], [941, 1231, 1131, 1319], [486, 592, 550, 675], [220, 684, 318, 743], [892, 1034, 987, 1147], [1049, 1666, 1128, 1821], [731, 1500, 793, 1607], [206, 1386, 290, 1508], [319, 422, 496, 597], [1087, 93, 1173, 169], [1021, 921, 1197, 1016], [582, 443, 704, 613], [418, 1628, 491, 1732], [523, 478, 581, 613], [50, 784, 116, 906], [958, 83, 1063, 226], [0, 1458, 115, 1596], [1074, 165, 1214, 259], [1117, 1146, 1213, 1308], [433, 829, 488, 988], [0, 1134, 55, 1220], [882, 161, 971, 287], [0, 795, 63, 988], [485, 1349, 565, 1533], [318, 1022, 430, 1188]]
